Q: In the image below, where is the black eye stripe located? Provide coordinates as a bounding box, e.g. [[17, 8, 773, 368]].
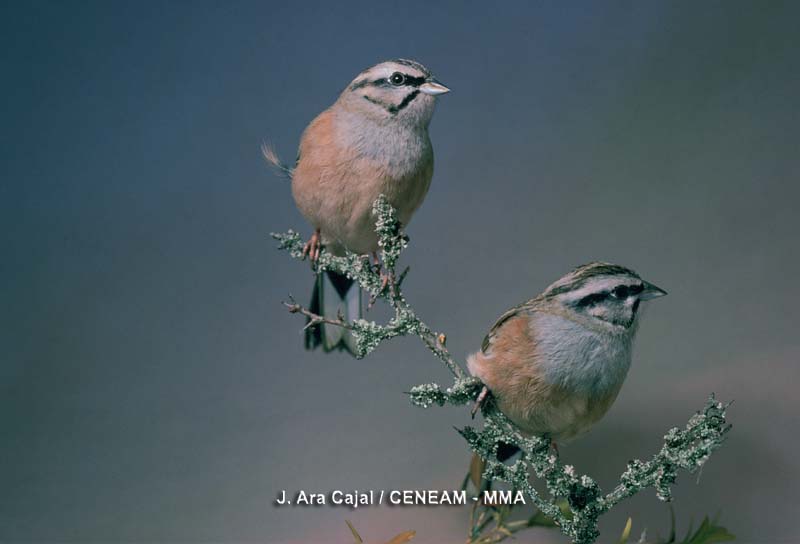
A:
[[370, 73, 426, 88], [613, 284, 644, 298], [403, 74, 426, 86], [576, 292, 608, 307], [575, 283, 644, 307]]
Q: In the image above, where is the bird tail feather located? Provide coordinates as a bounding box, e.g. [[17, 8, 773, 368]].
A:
[[261, 141, 294, 179], [305, 271, 361, 356], [464, 444, 521, 493]]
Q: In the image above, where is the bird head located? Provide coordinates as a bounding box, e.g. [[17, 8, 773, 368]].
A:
[[543, 262, 667, 332], [337, 59, 449, 127]]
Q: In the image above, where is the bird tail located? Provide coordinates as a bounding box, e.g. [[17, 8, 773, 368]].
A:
[[261, 141, 294, 179], [305, 270, 362, 356]]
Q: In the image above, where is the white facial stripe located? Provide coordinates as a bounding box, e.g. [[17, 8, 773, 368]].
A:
[[349, 60, 433, 95], [558, 276, 641, 303], [368, 63, 426, 81]]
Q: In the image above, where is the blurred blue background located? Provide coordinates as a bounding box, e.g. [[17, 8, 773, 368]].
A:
[[1, 1, 798, 542]]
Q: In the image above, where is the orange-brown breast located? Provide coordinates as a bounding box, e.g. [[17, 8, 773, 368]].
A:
[[291, 109, 432, 255], [467, 312, 623, 442]]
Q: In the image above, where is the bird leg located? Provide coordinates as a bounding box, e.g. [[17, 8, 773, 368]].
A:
[[379, 270, 394, 294], [368, 270, 396, 310], [367, 252, 381, 310], [367, 251, 398, 309], [302, 229, 321, 262], [471, 385, 490, 419]]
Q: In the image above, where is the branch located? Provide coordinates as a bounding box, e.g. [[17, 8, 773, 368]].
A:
[[272, 196, 465, 379], [282, 294, 352, 331], [272, 195, 731, 544]]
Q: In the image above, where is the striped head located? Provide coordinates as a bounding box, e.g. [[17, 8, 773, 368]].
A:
[[543, 262, 667, 331], [337, 59, 449, 127]]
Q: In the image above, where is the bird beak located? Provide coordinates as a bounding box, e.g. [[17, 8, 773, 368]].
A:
[[420, 79, 450, 96], [640, 280, 668, 301]]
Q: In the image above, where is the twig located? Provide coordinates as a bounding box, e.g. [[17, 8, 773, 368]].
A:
[[282, 295, 351, 331]]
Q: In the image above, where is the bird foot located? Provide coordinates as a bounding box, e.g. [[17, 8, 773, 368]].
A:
[[367, 269, 396, 310], [471, 385, 490, 419], [367, 252, 398, 309], [380, 270, 393, 291], [302, 229, 322, 263]]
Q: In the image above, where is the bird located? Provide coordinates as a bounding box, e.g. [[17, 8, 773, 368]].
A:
[[467, 262, 667, 466], [264, 59, 450, 355]]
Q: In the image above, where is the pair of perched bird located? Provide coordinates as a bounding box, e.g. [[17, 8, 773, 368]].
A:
[[266, 59, 666, 446]]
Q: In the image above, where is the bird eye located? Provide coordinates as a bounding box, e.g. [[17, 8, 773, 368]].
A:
[[611, 286, 630, 299], [389, 72, 406, 86]]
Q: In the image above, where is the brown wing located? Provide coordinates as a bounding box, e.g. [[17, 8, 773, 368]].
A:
[[480, 297, 539, 353]]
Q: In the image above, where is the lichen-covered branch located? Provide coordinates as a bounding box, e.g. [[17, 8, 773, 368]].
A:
[[272, 196, 465, 379], [272, 195, 731, 544], [283, 294, 352, 331]]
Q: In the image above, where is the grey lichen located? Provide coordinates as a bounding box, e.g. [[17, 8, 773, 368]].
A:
[[273, 195, 731, 544], [456, 395, 730, 543], [408, 377, 483, 408]]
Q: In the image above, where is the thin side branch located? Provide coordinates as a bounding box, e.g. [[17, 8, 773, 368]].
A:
[[282, 295, 351, 331]]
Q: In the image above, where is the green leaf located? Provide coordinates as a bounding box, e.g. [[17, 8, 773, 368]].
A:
[[345, 520, 364, 543], [683, 516, 735, 544], [619, 517, 632, 544], [527, 499, 572, 527], [527, 509, 558, 528], [385, 530, 416, 544]]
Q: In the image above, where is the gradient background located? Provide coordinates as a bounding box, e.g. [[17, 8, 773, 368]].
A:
[[2, 1, 798, 543]]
